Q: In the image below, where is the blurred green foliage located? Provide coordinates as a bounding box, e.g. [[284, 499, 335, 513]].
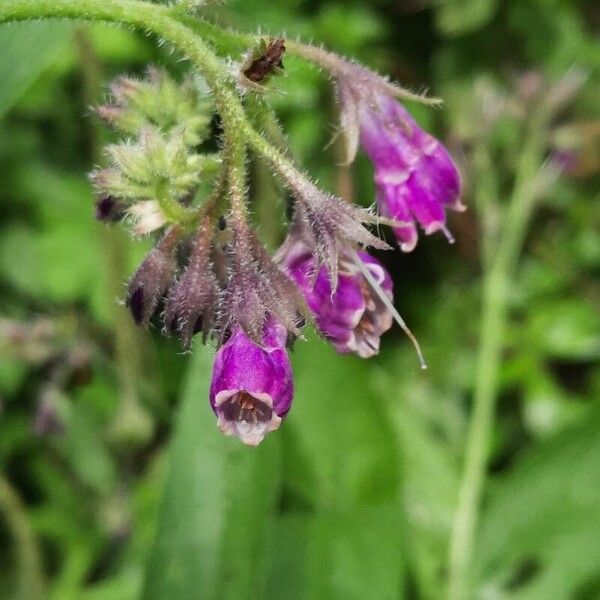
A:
[[0, 1, 598, 600]]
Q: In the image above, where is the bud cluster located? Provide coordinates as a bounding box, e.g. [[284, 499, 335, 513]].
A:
[[92, 68, 217, 235], [97, 67, 211, 145]]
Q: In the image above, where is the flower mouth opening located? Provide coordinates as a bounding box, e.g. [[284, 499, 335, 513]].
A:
[[216, 391, 282, 446], [220, 391, 273, 424]]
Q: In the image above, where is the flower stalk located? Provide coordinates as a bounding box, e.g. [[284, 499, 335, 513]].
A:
[[447, 109, 551, 600]]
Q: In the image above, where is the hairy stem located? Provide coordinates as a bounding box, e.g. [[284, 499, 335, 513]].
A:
[[446, 113, 548, 600], [0, 0, 312, 220]]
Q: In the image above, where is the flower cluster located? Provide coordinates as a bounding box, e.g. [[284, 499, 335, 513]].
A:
[[93, 47, 463, 445]]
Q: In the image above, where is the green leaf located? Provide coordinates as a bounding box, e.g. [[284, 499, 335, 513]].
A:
[[267, 507, 405, 600], [0, 22, 72, 119], [283, 335, 401, 509], [475, 415, 600, 599], [528, 299, 600, 360], [143, 345, 282, 600]]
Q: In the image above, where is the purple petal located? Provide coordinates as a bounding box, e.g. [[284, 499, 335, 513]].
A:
[[209, 322, 294, 445], [358, 91, 463, 250]]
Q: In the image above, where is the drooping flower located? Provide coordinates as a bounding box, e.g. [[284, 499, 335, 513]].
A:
[[356, 91, 463, 251], [280, 234, 393, 358], [327, 57, 463, 252], [209, 320, 293, 446]]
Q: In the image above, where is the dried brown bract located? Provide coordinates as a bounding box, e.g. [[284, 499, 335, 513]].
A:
[[242, 38, 286, 84]]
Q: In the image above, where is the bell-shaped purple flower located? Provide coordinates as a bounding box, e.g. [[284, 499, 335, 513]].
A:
[[282, 242, 394, 358], [209, 320, 293, 446], [357, 92, 464, 252]]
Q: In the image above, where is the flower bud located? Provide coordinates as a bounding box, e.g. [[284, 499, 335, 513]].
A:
[[164, 220, 219, 347], [209, 320, 293, 446], [95, 195, 124, 222], [128, 201, 168, 236], [126, 228, 180, 326], [105, 127, 204, 201], [98, 67, 212, 147], [220, 224, 304, 345]]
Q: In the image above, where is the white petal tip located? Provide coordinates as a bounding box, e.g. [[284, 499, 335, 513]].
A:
[[399, 240, 418, 252]]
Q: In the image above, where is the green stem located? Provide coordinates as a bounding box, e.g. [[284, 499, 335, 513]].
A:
[[0, 473, 46, 600], [155, 181, 197, 225], [244, 94, 290, 154], [446, 115, 547, 600], [172, 13, 252, 54]]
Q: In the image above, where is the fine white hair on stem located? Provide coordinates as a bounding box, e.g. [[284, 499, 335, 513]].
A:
[[352, 250, 427, 370]]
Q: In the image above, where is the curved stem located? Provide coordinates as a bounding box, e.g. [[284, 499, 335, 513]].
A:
[[446, 114, 547, 600], [0, 0, 224, 86], [0, 0, 311, 218], [0, 2, 242, 152]]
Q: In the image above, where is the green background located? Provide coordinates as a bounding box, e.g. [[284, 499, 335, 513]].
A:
[[0, 1, 599, 599]]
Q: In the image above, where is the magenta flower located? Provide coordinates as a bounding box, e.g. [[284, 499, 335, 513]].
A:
[[282, 242, 393, 358], [358, 92, 464, 251], [209, 320, 293, 446]]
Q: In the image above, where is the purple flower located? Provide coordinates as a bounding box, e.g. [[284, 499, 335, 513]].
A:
[[358, 92, 464, 252], [209, 320, 293, 446], [282, 242, 393, 358]]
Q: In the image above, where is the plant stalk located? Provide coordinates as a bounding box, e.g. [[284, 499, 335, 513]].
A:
[[0, 473, 46, 600], [446, 114, 548, 600]]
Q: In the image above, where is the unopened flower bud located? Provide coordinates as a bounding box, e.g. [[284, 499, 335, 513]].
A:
[[105, 127, 204, 200], [221, 224, 304, 344], [98, 67, 212, 147], [95, 195, 124, 222], [210, 320, 293, 446], [126, 228, 180, 326], [128, 201, 168, 236], [164, 220, 219, 347]]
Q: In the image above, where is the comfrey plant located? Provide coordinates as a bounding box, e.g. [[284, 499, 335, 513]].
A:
[[0, 0, 462, 445]]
